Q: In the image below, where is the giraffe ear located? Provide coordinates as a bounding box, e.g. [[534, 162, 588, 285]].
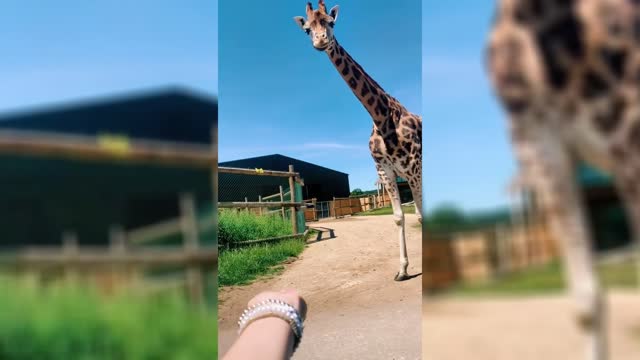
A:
[[293, 16, 307, 30], [328, 5, 339, 23]]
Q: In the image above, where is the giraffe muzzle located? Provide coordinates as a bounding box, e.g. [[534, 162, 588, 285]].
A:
[[313, 42, 329, 51]]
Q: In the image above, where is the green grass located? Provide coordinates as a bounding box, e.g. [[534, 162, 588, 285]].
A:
[[0, 275, 216, 360], [218, 238, 306, 287], [218, 210, 292, 247], [355, 205, 416, 216], [448, 260, 639, 297]]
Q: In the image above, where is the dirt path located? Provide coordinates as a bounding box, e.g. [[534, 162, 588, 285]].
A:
[[218, 214, 422, 359], [423, 291, 640, 359]]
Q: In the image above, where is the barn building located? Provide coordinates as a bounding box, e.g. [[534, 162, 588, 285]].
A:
[[0, 87, 217, 248], [579, 166, 630, 251], [219, 154, 350, 202]]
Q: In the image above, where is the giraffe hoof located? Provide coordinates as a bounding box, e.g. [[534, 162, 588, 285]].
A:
[[394, 272, 409, 281]]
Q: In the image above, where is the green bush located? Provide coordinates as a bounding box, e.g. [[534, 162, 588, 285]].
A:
[[0, 276, 216, 360], [219, 239, 305, 287], [218, 210, 292, 247]]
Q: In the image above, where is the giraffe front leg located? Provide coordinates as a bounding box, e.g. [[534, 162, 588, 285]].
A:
[[378, 164, 409, 281], [525, 137, 607, 360]]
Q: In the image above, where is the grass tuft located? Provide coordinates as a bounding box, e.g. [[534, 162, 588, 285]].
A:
[[218, 210, 292, 247], [448, 260, 639, 296], [355, 205, 416, 216], [0, 276, 216, 360], [218, 239, 306, 287]]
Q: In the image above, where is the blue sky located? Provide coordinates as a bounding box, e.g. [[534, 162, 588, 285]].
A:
[[423, 2, 516, 212], [0, 1, 515, 213], [219, 0, 421, 192], [0, 1, 217, 112]]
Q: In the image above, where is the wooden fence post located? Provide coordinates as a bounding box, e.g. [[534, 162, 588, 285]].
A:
[[312, 198, 317, 221], [109, 225, 126, 253], [332, 197, 337, 219], [109, 224, 132, 285], [62, 230, 79, 283], [289, 165, 298, 234], [258, 195, 263, 216], [279, 186, 286, 220], [180, 193, 203, 306]]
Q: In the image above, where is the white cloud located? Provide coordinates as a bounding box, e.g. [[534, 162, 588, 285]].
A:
[[220, 141, 369, 161], [300, 143, 362, 150]]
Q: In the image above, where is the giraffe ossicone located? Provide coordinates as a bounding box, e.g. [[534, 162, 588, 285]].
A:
[[294, 1, 422, 281]]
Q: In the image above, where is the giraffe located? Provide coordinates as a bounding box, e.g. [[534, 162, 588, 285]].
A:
[[487, 1, 640, 359], [293, 1, 422, 281]]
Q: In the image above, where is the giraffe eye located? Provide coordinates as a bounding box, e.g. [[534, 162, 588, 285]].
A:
[[304, 28, 310, 35]]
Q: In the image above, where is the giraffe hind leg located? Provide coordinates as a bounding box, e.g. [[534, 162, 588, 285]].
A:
[[377, 163, 409, 281]]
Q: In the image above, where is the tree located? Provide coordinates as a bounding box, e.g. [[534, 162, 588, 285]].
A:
[[424, 204, 467, 232], [350, 188, 364, 196]]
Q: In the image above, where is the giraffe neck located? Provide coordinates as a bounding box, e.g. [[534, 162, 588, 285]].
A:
[[325, 39, 396, 128]]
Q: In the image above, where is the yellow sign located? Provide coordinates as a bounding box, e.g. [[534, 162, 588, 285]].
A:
[[97, 134, 131, 156], [255, 168, 265, 174]]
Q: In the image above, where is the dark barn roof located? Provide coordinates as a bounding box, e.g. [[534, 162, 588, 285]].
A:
[[0, 87, 217, 145], [219, 154, 350, 202], [0, 88, 217, 248]]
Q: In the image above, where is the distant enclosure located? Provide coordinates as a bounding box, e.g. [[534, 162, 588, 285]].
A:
[[303, 194, 392, 221], [0, 89, 217, 248], [423, 219, 558, 292], [218, 164, 306, 246], [0, 88, 218, 305]]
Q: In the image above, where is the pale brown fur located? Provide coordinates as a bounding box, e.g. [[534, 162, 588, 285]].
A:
[[487, 1, 640, 359]]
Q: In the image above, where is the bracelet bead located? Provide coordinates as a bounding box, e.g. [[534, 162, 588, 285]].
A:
[[237, 298, 305, 353]]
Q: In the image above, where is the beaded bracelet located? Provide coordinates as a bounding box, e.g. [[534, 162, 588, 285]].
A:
[[237, 299, 305, 353]]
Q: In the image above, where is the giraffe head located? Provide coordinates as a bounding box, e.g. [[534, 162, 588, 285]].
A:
[[293, 1, 340, 51], [485, 0, 547, 114]]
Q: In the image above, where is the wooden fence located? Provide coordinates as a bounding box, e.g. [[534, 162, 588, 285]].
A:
[[218, 164, 304, 235], [333, 197, 363, 217], [0, 193, 217, 305], [423, 234, 459, 291], [423, 220, 559, 292], [303, 194, 393, 221]]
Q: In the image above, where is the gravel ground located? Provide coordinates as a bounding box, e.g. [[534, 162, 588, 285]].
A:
[[423, 291, 640, 359], [218, 214, 423, 359]]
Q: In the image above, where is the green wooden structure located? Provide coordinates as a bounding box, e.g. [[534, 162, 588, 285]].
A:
[[578, 165, 631, 251]]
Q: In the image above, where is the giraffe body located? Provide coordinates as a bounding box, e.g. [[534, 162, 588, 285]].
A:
[[294, 1, 422, 281], [488, 1, 640, 359]]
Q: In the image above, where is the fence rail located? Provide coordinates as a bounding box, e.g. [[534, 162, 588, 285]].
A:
[[219, 201, 302, 208], [219, 166, 301, 180], [225, 229, 310, 249], [0, 192, 215, 305], [0, 129, 215, 168], [0, 247, 217, 267]]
